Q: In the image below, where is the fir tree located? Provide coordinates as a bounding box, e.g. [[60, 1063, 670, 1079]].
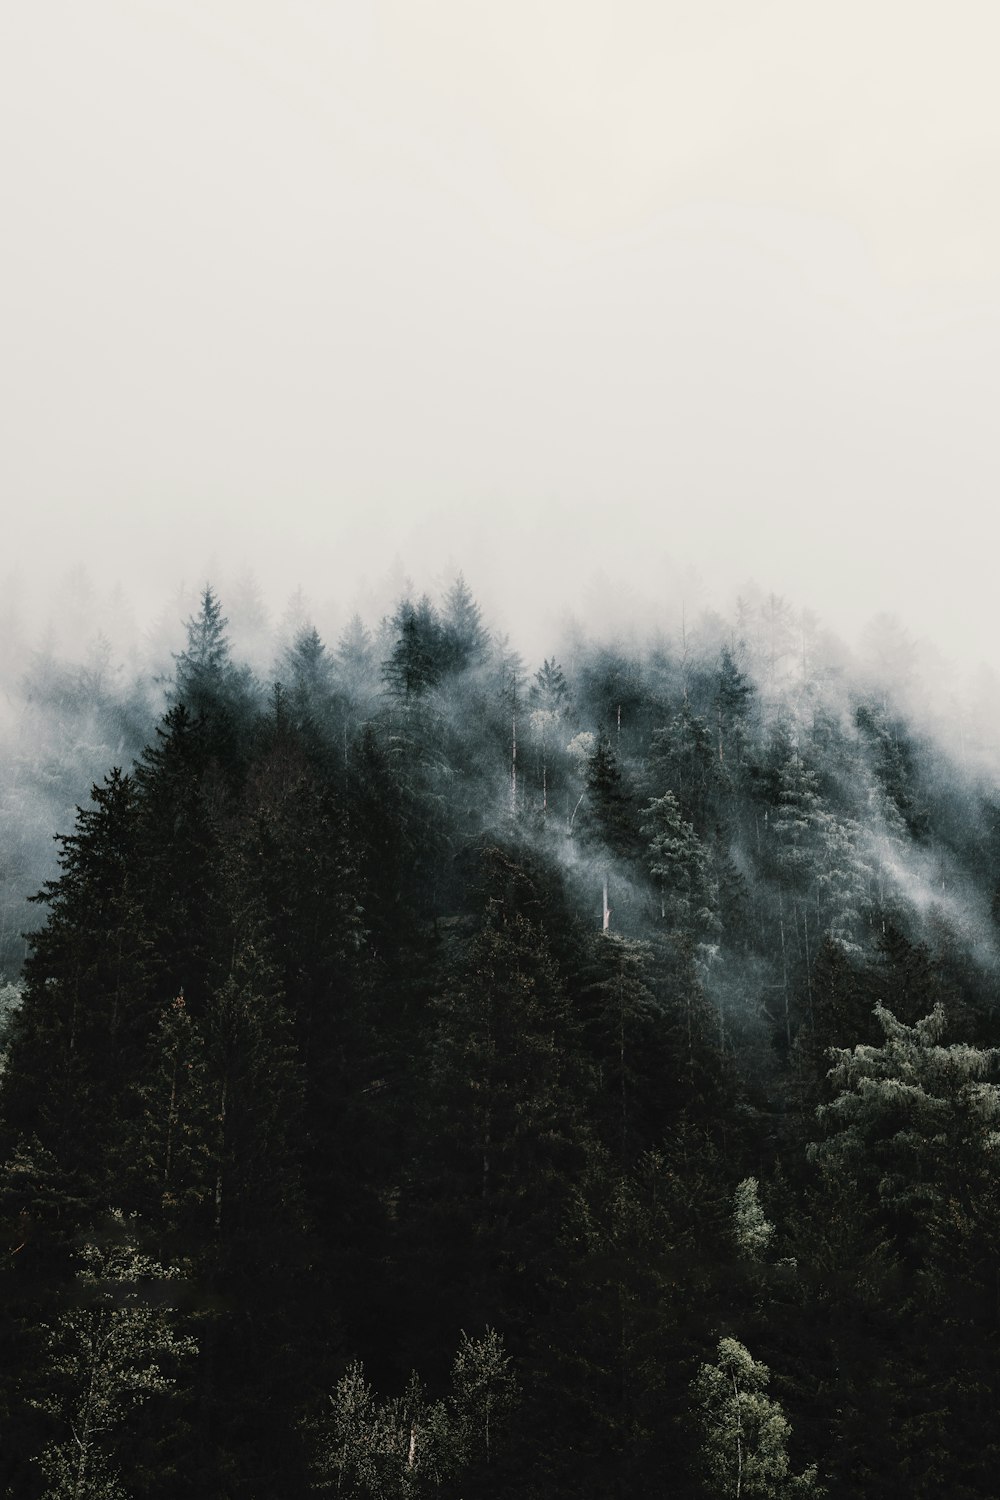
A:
[[441, 574, 490, 672]]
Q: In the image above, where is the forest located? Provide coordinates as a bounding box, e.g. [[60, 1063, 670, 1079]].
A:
[[1, 573, 1000, 1498]]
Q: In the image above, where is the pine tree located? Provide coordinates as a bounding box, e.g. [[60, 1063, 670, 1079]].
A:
[[575, 934, 674, 1163], [441, 574, 490, 672], [648, 703, 716, 833], [809, 1003, 1000, 1254], [716, 644, 754, 770], [126, 994, 214, 1242], [4, 770, 153, 1181], [131, 706, 225, 1011], [641, 791, 719, 942], [281, 625, 336, 732], [382, 599, 444, 703], [410, 848, 593, 1348], [172, 586, 232, 715], [335, 614, 376, 696], [532, 658, 570, 716]]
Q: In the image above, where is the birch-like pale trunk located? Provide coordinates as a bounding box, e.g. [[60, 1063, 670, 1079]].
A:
[[510, 711, 517, 817]]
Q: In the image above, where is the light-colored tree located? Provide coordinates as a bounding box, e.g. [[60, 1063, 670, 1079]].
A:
[[732, 1178, 774, 1262], [34, 1211, 197, 1499], [314, 1328, 517, 1497], [693, 1337, 821, 1498], [809, 1003, 1000, 1225], [641, 792, 719, 943]]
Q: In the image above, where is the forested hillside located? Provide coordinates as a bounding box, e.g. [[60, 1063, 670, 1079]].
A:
[[2, 577, 1000, 1498]]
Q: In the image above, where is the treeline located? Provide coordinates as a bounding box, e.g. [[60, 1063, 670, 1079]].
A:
[[1, 579, 1000, 1497]]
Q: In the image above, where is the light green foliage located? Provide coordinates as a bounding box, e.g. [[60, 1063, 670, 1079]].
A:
[[810, 807, 869, 951], [641, 792, 719, 939], [0, 978, 23, 1072], [809, 1003, 1000, 1219], [732, 1178, 774, 1262], [693, 1337, 821, 1498], [771, 751, 870, 951], [34, 1211, 197, 1499], [314, 1329, 517, 1497], [450, 1328, 517, 1469], [317, 1363, 452, 1497]]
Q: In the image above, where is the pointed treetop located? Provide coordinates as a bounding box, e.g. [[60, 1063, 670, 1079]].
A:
[[442, 573, 490, 668]]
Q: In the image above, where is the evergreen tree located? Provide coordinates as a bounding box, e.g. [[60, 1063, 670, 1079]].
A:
[[410, 846, 593, 1349], [715, 644, 754, 771], [641, 792, 719, 942], [809, 1003, 1000, 1258], [531, 658, 570, 716], [382, 598, 444, 703], [131, 706, 225, 1011], [281, 624, 337, 736], [172, 587, 233, 715], [441, 574, 490, 672], [335, 614, 377, 698], [575, 934, 675, 1163], [648, 703, 716, 833], [4, 770, 152, 1182], [126, 994, 214, 1243]]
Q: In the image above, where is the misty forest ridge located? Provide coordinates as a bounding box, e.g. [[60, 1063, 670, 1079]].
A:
[[1, 575, 999, 1497]]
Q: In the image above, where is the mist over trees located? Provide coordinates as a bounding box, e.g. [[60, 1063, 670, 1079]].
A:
[[2, 570, 1000, 1495]]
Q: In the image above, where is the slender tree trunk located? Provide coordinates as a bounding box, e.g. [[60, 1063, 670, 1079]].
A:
[[618, 975, 627, 1160], [214, 1076, 227, 1236], [801, 900, 813, 1028], [510, 711, 517, 817], [778, 894, 790, 1049], [733, 1372, 743, 1499]]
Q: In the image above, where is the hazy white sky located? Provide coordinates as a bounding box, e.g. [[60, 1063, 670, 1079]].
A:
[[2, 1, 999, 662]]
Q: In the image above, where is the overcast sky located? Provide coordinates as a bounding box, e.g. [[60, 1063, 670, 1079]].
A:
[[2, 1, 999, 665]]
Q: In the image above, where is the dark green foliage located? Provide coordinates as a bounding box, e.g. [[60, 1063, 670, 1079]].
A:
[[855, 701, 930, 839], [5, 581, 1000, 1498], [715, 644, 754, 773], [647, 702, 717, 833], [441, 574, 491, 672], [581, 734, 639, 861], [4, 769, 152, 1181], [531, 657, 570, 715]]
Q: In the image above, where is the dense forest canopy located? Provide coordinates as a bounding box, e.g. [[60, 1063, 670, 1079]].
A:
[[2, 572, 1000, 1497]]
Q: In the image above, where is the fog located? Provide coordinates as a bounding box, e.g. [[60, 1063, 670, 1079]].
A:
[[2, 2, 999, 679], [3, 4, 1000, 971]]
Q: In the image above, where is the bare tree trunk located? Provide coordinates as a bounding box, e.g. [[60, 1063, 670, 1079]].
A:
[[510, 711, 517, 817], [801, 900, 813, 1028], [778, 894, 790, 1049], [733, 1371, 744, 1499], [214, 1076, 227, 1236]]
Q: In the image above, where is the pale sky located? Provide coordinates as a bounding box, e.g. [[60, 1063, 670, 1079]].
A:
[[2, 1, 999, 665]]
